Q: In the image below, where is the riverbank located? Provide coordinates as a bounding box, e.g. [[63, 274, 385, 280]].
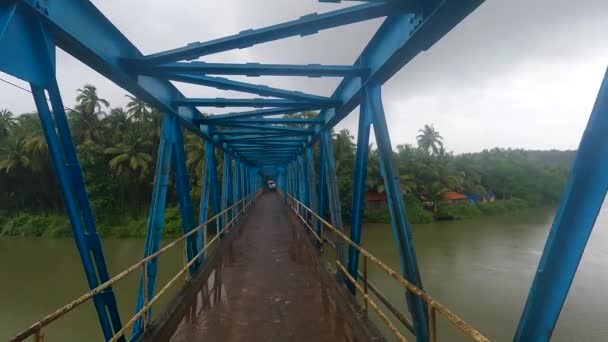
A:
[[0, 198, 539, 238], [0, 207, 186, 238], [364, 198, 532, 224]]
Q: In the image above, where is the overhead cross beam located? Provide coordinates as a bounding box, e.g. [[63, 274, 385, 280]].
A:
[[138, 2, 394, 64], [164, 73, 334, 103], [175, 98, 339, 108], [133, 62, 365, 77], [199, 107, 318, 122]]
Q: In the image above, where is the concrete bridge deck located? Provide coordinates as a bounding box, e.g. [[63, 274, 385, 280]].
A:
[[144, 193, 381, 342]]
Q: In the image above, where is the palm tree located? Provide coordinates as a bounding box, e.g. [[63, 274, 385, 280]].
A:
[[104, 136, 153, 215], [0, 136, 34, 173], [125, 95, 151, 123], [416, 124, 443, 155], [0, 109, 15, 139], [185, 133, 205, 184], [76, 84, 109, 115]]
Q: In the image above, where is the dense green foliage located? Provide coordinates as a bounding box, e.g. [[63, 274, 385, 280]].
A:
[[0, 85, 572, 237]]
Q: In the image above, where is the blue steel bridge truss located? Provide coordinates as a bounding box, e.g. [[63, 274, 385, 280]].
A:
[[1, 0, 607, 341]]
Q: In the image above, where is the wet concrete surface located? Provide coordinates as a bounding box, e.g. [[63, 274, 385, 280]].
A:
[[168, 193, 371, 342]]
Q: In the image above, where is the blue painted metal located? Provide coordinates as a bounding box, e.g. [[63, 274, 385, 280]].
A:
[[206, 140, 222, 220], [315, 141, 327, 240], [197, 139, 211, 263], [175, 98, 339, 108], [514, 66, 608, 341], [346, 75, 373, 288], [172, 120, 200, 271], [140, 3, 393, 64], [3, 7, 125, 338], [319, 129, 346, 263], [134, 61, 363, 77], [200, 107, 315, 122], [4, 0, 489, 339], [158, 73, 334, 103], [367, 83, 428, 341], [132, 113, 176, 340], [31, 82, 125, 342]]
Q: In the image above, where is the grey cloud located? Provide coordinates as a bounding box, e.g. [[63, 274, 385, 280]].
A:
[[1, 0, 607, 153]]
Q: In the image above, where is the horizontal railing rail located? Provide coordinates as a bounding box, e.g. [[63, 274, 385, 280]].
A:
[[11, 191, 261, 342], [286, 192, 489, 342]]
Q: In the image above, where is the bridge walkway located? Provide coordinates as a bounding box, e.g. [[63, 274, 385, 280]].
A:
[[165, 192, 379, 342]]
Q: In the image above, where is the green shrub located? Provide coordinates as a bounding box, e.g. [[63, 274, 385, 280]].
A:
[[476, 198, 528, 215], [0, 214, 70, 237], [437, 201, 482, 220], [363, 201, 433, 224]]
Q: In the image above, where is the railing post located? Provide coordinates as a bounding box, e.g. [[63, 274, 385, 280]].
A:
[[363, 255, 369, 315], [367, 83, 429, 341], [515, 66, 608, 341], [141, 263, 149, 328]]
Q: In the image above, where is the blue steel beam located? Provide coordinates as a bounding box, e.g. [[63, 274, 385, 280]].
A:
[[8, 0, 220, 147], [211, 130, 313, 136], [132, 113, 175, 340], [140, 3, 393, 64], [172, 119, 200, 272], [309, 0, 485, 144], [202, 118, 323, 125], [197, 139, 211, 262], [163, 73, 334, 104], [367, 83, 428, 340], [515, 67, 608, 341], [31, 82, 125, 342], [7, 13, 125, 338], [319, 129, 346, 262], [200, 107, 317, 122], [175, 98, 339, 108], [134, 61, 364, 77], [211, 123, 315, 133], [346, 76, 373, 290]]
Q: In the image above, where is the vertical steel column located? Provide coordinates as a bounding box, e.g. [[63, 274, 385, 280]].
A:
[[306, 147, 318, 223], [320, 129, 346, 263], [297, 154, 305, 210], [221, 149, 233, 229], [515, 66, 608, 341], [347, 86, 373, 285], [31, 82, 124, 342], [172, 120, 199, 272], [207, 141, 222, 227], [133, 113, 175, 339], [197, 139, 212, 262], [367, 83, 428, 341], [235, 159, 242, 209], [316, 142, 326, 239]]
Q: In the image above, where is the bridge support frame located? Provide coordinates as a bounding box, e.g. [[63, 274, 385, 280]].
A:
[[515, 66, 608, 341], [320, 129, 346, 263], [2, 9, 126, 340], [366, 83, 429, 341]]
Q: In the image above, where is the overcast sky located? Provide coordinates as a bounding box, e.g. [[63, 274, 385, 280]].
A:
[[1, 0, 607, 153]]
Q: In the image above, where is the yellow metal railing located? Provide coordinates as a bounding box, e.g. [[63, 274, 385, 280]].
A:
[[10, 192, 260, 342], [286, 193, 490, 342]]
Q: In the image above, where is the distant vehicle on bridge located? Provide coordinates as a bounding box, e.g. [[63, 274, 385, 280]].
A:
[[267, 180, 276, 191]]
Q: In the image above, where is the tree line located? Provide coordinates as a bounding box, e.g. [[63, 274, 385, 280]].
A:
[[0, 85, 571, 236]]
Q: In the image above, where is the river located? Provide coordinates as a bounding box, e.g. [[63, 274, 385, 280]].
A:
[[2, 207, 608, 341]]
